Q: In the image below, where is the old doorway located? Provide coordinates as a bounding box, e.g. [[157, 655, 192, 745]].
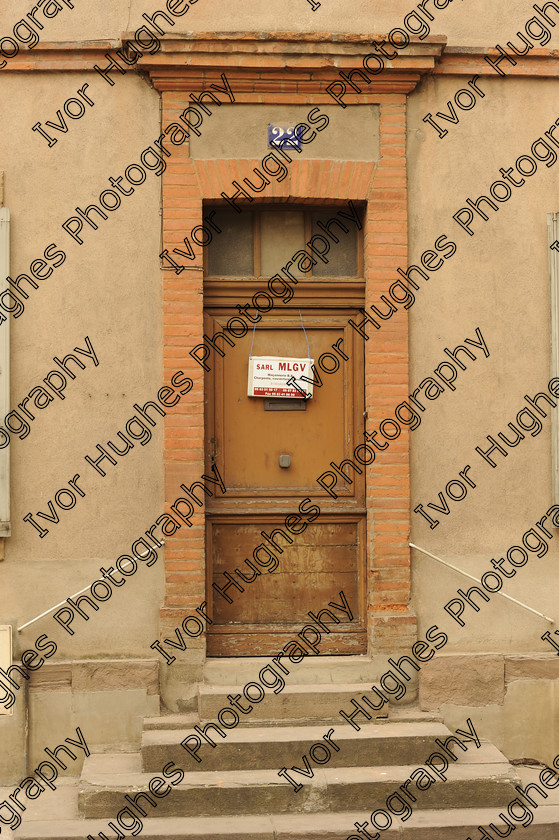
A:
[[204, 204, 367, 656]]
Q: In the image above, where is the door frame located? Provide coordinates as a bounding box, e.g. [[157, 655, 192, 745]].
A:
[[146, 34, 426, 665]]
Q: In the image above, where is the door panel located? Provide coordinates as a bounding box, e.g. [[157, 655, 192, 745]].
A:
[[210, 518, 361, 624], [205, 304, 367, 656], [206, 313, 363, 498], [207, 516, 366, 655]]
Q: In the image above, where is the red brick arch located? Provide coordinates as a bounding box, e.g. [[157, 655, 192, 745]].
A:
[[193, 159, 377, 201]]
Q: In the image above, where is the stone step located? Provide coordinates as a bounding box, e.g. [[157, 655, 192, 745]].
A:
[[145, 713, 200, 730], [79, 751, 519, 819], [202, 655, 401, 686], [142, 707, 442, 731], [20, 808, 559, 840], [198, 683, 417, 723], [142, 721, 464, 772]]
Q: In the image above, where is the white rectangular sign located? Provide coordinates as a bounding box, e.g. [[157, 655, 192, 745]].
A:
[[248, 356, 314, 398]]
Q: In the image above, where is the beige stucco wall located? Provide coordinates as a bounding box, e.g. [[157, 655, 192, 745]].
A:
[[0, 0, 558, 777], [407, 73, 559, 651], [0, 70, 164, 660], [0, 6, 557, 661], [0, 0, 550, 47], [190, 105, 380, 161]]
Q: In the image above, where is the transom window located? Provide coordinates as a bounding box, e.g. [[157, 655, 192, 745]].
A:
[[206, 205, 361, 279]]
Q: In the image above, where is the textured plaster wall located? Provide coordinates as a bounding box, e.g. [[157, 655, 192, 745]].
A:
[[0, 70, 164, 659], [407, 72, 559, 651], [0, 0, 548, 46]]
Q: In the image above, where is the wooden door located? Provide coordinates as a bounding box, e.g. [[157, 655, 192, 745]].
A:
[[204, 205, 366, 656]]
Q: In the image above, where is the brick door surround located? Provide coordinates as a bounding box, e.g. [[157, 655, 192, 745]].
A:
[[142, 33, 448, 657]]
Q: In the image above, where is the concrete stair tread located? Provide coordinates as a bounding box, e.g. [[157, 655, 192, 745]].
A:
[[142, 721, 503, 773], [144, 707, 443, 730], [145, 713, 199, 730], [383, 708, 444, 723], [14, 807, 559, 839], [199, 682, 405, 695], [203, 654, 392, 685], [142, 726, 510, 764], [80, 750, 517, 788], [142, 720, 451, 746], [197, 687, 442, 725]]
